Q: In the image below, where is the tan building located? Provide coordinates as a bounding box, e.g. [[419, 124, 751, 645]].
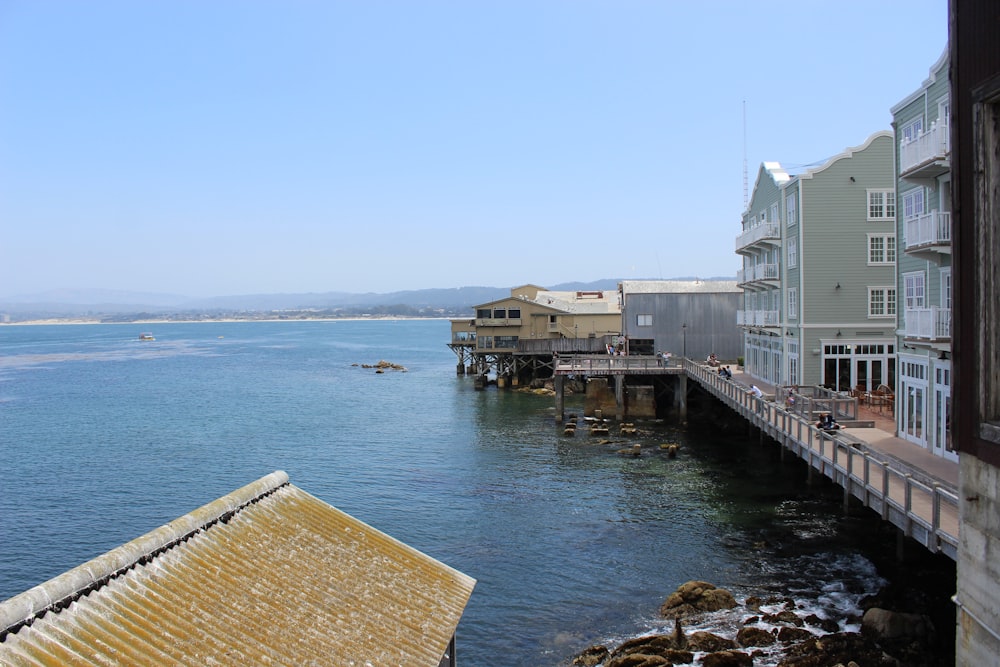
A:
[[449, 284, 621, 383], [0, 472, 475, 667]]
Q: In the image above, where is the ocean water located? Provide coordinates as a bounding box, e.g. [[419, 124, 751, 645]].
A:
[[1, 320, 892, 665]]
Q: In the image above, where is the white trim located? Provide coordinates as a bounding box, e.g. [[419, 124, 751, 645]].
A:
[[868, 286, 897, 318], [867, 233, 896, 265], [890, 48, 950, 114], [796, 131, 893, 181]]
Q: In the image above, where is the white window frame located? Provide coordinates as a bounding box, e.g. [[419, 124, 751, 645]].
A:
[[938, 99, 950, 128], [868, 286, 897, 318], [787, 238, 798, 268], [787, 287, 798, 319], [637, 313, 653, 327], [940, 268, 952, 309], [867, 233, 896, 265], [904, 271, 926, 309], [785, 193, 797, 226], [903, 187, 925, 220], [867, 189, 896, 221], [902, 117, 924, 143]]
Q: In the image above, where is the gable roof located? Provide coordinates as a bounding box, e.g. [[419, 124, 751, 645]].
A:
[[0, 471, 476, 666]]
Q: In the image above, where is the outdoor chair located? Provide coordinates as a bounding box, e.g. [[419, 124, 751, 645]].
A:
[[870, 384, 895, 414]]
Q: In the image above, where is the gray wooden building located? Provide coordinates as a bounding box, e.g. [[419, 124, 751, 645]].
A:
[[618, 280, 742, 362]]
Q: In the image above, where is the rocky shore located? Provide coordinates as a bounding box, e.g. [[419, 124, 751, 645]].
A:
[[572, 580, 948, 667]]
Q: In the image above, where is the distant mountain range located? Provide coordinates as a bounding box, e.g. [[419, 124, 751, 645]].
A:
[[0, 278, 732, 321]]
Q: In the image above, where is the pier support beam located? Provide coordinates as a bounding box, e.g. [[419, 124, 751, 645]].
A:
[[555, 375, 565, 423], [615, 377, 624, 421], [676, 375, 687, 422]]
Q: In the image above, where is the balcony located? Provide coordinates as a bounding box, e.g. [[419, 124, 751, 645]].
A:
[[737, 309, 780, 328], [903, 307, 951, 341], [475, 317, 523, 327], [735, 221, 781, 253], [904, 210, 951, 257], [736, 263, 780, 288], [899, 120, 950, 180]]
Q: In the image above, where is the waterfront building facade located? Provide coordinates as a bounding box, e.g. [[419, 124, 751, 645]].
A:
[[737, 133, 898, 391], [448, 284, 621, 380], [891, 51, 955, 461], [618, 279, 741, 361]]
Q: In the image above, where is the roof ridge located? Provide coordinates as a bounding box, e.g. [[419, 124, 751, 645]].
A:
[[0, 470, 289, 639]]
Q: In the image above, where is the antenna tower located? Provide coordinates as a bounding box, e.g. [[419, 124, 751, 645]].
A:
[[742, 100, 748, 209]]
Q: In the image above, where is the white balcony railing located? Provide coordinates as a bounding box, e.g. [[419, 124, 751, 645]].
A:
[[899, 120, 950, 176], [737, 309, 780, 327], [737, 263, 780, 285], [903, 307, 952, 340], [904, 210, 951, 250], [735, 221, 781, 252]]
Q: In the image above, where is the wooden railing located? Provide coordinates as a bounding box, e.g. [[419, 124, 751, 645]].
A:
[[554, 354, 682, 374], [684, 359, 959, 559]]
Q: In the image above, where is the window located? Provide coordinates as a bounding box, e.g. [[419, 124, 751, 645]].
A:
[[868, 189, 896, 221], [637, 314, 653, 326], [868, 233, 896, 264], [785, 193, 797, 226], [508, 308, 521, 319], [770, 203, 779, 225], [901, 117, 924, 143], [869, 287, 897, 317], [940, 269, 952, 309], [477, 308, 491, 318], [787, 288, 798, 319], [903, 188, 925, 220], [904, 272, 926, 309], [494, 336, 518, 349], [493, 308, 506, 318], [787, 238, 798, 268]]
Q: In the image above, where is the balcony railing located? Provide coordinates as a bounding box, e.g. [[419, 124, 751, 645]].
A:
[[737, 309, 780, 327], [903, 307, 952, 340], [899, 120, 950, 177], [904, 210, 951, 250], [737, 263, 780, 286], [475, 317, 523, 327], [735, 221, 781, 252]]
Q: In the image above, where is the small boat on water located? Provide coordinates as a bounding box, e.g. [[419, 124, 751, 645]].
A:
[[138, 332, 155, 341]]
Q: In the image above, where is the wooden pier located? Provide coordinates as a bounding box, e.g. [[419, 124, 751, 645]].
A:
[[684, 359, 959, 561], [552, 354, 959, 561]]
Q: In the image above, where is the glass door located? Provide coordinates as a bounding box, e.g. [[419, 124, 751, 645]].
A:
[[902, 383, 926, 444]]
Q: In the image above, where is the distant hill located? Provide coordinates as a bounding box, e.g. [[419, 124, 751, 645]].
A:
[[0, 277, 733, 321]]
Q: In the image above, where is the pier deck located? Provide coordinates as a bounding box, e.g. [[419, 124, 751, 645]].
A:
[[685, 359, 958, 560], [552, 355, 959, 561]]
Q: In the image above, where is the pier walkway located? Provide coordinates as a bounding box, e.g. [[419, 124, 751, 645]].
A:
[[685, 360, 958, 560], [553, 355, 959, 560]]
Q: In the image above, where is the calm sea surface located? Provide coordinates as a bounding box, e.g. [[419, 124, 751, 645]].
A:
[[2, 320, 893, 665]]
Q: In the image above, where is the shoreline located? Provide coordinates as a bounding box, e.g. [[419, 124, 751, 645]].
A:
[[0, 316, 455, 326]]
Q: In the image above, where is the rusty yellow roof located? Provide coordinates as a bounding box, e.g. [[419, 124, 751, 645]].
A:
[[0, 471, 475, 666]]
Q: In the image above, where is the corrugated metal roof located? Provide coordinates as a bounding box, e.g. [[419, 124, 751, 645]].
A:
[[619, 280, 741, 294], [0, 471, 476, 666], [532, 290, 621, 314]]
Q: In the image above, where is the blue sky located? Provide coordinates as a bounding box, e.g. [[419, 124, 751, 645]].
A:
[[0, 1, 947, 298]]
